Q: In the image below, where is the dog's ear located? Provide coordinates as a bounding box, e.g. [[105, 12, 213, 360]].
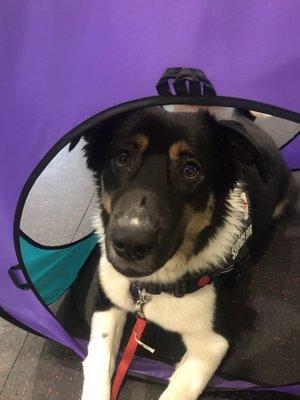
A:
[[214, 119, 270, 184], [82, 120, 112, 175], [82, 112, 132, 175]]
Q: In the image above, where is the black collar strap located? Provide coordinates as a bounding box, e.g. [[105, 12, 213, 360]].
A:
[[131, 274, 212, 298]]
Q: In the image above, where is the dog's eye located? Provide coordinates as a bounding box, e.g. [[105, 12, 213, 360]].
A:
[[114, 150, 131, 167], [181, 162, 200, 179]]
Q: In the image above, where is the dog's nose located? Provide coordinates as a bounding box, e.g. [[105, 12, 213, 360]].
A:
[[112, 226, 156, 262]]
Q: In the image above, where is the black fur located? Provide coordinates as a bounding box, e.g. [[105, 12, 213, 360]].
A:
[[83, 107, 292, 278]]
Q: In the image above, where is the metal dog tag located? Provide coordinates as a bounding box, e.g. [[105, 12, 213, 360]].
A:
[[135, 288, 151, 318]]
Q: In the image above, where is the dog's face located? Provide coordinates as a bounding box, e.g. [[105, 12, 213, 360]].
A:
[[84, 107, 267, 278]]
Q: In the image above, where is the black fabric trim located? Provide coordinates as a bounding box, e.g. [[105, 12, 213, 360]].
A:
[[19, 229, 96, 251], [11, 94, 300, 353]]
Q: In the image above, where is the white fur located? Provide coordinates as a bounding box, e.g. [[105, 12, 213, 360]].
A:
[[159, 332, 228, 400], [82, 186, 247, 399], [100, 258, 135, 312], [81, 308, 127, 400], [130, 217, 142, 226], [84, 245, 231, 399], [91, 257, 228, 400], [187, 184, 246, 273]]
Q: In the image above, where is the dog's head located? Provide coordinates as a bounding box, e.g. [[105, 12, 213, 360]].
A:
[[83, 107, 268, 278]]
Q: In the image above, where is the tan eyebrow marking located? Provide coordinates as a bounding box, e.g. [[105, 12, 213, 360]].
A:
[[102, 190, 111, 214], [101, 178, 111, 214], [135, 134, 149, 153], [175, 195, 215, 263], [169, 140, 190, 161]]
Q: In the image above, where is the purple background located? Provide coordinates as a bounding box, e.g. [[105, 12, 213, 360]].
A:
[[0, 1, 299, 354]]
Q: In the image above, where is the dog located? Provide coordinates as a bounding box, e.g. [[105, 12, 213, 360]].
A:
[[80, 106, 296, 400]]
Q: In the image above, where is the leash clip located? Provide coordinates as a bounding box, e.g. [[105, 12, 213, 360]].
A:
[[135, 288, 151, 318]]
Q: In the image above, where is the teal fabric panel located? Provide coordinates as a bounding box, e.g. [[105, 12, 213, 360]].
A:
[[19, 234, 98, 304]]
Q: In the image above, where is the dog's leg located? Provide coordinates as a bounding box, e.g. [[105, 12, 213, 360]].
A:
[[159, 330, 228, 400], [81, 307, 127, 400]]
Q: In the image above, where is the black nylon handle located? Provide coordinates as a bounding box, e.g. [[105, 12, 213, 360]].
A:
[[156, 67, 216, 97], [155, 67, 182, 95], [8, 265, 31, 290]]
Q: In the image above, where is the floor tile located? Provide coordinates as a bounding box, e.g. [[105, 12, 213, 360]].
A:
[[0, 334, 82, 400], [0, 319, 28, 391]]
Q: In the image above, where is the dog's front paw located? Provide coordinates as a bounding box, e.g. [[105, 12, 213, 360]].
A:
[[159, 388, 183, 400], [82, 360, 111, 400], [81, 375, 110, 400]]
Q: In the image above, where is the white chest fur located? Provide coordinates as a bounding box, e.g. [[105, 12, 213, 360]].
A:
[[85, 232, 228, 400], [100, 257, 216, 336]]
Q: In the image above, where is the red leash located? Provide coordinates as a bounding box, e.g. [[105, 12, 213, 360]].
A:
[[111, 279, 211, 399], [111, 317, 147, 400]]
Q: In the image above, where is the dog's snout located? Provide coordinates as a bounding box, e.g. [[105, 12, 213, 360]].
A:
[[107, 190, 170, 273], [112, 225, 156, 262]]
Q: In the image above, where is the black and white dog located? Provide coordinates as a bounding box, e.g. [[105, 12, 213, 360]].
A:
[[81, 107, 296, 400]]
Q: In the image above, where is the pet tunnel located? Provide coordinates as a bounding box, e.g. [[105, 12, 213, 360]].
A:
[[1, 2, 299, 396]]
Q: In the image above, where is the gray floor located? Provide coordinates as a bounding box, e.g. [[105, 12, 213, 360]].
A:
[[0, 318, 167, 400], [1, 111, 299, 399]]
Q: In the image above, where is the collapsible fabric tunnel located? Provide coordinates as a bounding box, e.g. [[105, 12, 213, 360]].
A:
[[0, 2, 299, 397]]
